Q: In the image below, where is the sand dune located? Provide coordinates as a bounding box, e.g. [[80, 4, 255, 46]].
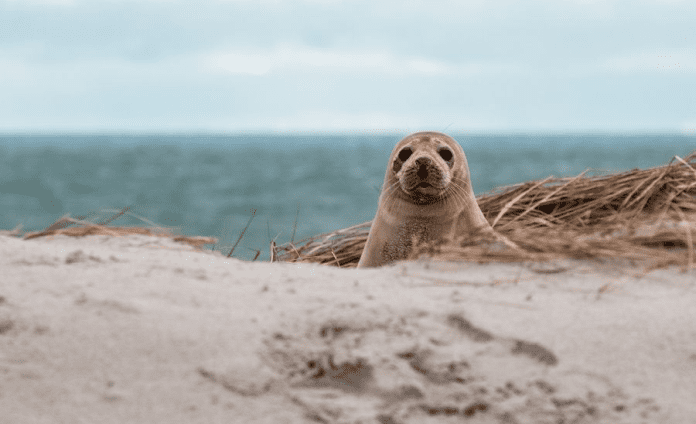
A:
[[1, 233, 695, 423]]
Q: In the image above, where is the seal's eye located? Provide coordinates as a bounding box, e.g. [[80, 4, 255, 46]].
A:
[[437, 147, 453, 162], [398, 147, 413, 162]]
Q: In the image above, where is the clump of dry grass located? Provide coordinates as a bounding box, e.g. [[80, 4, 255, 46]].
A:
[[276, 151, 696, 270], [22, 207, 217, 250]]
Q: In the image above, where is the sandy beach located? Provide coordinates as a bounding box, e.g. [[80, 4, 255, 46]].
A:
[[1, 232, 695, 423]]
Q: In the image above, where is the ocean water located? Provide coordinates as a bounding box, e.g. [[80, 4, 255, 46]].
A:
[[1, 133, 694, 261]]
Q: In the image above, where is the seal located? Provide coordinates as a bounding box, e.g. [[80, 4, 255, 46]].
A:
[[358, 131, 503, 268]]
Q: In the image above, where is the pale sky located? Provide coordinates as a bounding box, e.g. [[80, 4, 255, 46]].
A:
[[1, 0, 695, 133]]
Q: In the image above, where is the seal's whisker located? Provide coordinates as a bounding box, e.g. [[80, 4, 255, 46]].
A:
[[448, 189, 467, 211], [448, 180, 471, 209]]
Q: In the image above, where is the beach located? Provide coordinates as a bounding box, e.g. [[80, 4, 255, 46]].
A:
[[1, 232, 695, 423]]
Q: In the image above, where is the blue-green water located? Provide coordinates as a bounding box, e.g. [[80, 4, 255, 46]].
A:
[[1, 133, 694, 261]]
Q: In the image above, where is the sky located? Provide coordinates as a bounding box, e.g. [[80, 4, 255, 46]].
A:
[[0, 0, 695, 134]]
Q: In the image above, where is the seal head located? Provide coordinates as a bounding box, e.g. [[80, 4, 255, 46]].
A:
[[358, 131, 490, 268]]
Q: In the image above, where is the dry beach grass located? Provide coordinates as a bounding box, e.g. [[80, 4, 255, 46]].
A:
[[17, 207, 218, 250]]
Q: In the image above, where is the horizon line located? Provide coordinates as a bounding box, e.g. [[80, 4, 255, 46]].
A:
[[1, 129, 694, 137]]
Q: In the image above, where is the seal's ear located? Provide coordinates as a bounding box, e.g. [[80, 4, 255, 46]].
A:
[[393, 147, 413, 173]]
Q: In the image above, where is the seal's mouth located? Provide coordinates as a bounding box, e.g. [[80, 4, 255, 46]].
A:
[[399, 156, 448, 200], [401, 173, 446, 196], [412, 182, 440, 196]]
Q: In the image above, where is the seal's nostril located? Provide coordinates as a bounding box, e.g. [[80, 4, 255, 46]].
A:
[[417, 165, 428, 179], [414, 157, 432, 179]]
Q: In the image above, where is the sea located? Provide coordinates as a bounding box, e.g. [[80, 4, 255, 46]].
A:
[[1, 133, 694, 261]]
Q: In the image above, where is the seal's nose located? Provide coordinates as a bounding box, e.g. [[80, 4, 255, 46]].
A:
[[415, 157, 431, 179]]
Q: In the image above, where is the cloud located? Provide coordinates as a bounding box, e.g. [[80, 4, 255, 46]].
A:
[[203, 109, 513, 133], [201, 45, 501, 77], [261, 112, 417, 132], [600, 48, 696, 73], [681, 118, 696, 136], [4, 0, 76, 5]]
